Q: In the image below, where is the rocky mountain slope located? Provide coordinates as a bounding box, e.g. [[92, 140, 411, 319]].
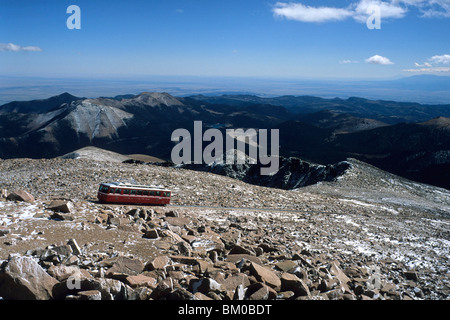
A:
[[0, 92, 449, 191], [0, 92, 81, 115], [295, 110, 388, 134], [0, 92, 194, 159], [190, 94, 450, 124], [323, 117, 450, 190], [0, 153, 448, 300], [60, 146, 165, 163], [161, 151, 351, 190]]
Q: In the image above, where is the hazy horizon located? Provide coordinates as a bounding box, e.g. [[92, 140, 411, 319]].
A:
[[1, 74, 450, 106]]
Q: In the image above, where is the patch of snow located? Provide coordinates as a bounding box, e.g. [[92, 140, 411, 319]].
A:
[[0, 202, 39, 226], [336, 215, 360, 227], [343, 239, 379, 256], [340, 199, 377, 208]]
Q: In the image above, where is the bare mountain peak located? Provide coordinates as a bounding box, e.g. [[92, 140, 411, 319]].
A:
[[128, 92, 184, 107], [73, 92, 184, 109], [50, 99, 133, 142], [0, 92, 81, 114], [55, 92, 78, 100], [420, 116, 450, 129]]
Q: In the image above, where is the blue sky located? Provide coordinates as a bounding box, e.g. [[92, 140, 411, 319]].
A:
[[1, 0, 450, 80]]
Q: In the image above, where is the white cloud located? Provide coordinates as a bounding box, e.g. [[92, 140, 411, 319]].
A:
[[406, 53, 450, 73], [0, 43, 42, 52], [340, 59, 359, 64], [403, 67, 450, 72], [353, 0, 407, 22], [397, 0, 450, 18], [415, 62, 432, 67], [273, 0, 450, 23], [429, 54, 450, 64], [365, 54, 394, 64], [273, 2, 353, 22]]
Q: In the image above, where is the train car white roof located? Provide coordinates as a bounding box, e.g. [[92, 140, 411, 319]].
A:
[[101, 182, 170, 191]]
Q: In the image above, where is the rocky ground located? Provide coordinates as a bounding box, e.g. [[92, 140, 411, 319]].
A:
[[0, 156, 449, 300]]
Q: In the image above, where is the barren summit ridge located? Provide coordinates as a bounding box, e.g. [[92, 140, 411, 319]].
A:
[[0, 155, 448, 300], [63, 100, 134, 141], [126, 92, 186, 107]]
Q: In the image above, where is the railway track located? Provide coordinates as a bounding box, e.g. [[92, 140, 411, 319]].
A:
[[93, 200, 448, 221], [168, 203, 333, 215]]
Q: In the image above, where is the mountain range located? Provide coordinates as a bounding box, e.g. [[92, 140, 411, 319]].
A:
[[0, 91, 449, 190]]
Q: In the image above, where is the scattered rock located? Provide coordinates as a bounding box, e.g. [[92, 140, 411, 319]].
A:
[[0, 256, 58, 300], [143, 229, 159, 239], [226, 254, 262, 265], [50, 212, 74, 221], [150, 277, 173, 300], [165, 210, 179, 218], [404, 270, 419, 281], [67, 238, 82, 256], [0, 189, 8, 199], [164, 216, 190, 227], [275, 260, 297, 272], [80, 277, 131, 300], [230, 284, 243, 300], [248, 262, 281, 290], [106, 256, 145, 278], [47, 200, 74, 213], [6, 190, 35, 203], [177, 241, 192, 256], [77, 290, 102, 300], [125, 274, 157, 288], [221, 273, 250, 291], [169, 255, 199, 265], [329, 261, 351, 291], [245, 282, 276, 300], [47, 265, 90, 282], [229, 244, 254, 255], [190, 277, 222, 294], [146, 255, 170, 271], [0, 157, 448, 300], [280, 273, 311, 298], [0, 228, 11, 237]]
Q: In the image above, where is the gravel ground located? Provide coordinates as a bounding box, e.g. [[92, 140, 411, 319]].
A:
[[0, 157, 449, 300]]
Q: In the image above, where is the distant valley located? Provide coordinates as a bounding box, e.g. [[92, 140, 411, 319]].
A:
[[0, 92, 449, 190]]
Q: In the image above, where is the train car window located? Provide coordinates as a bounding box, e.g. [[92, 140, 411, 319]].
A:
[[130, 190, 136, 195], [110, 188, 115, 194], [156, 191, 160, 196], [137, 190, 143, 195], [116, 189, 122, 194], [150, 191, 155, 196], [143, 191, 149, 195], [123, 189, 130, 194]]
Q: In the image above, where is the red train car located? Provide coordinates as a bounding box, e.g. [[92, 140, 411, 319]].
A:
[[97, 182, 171, 205]]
